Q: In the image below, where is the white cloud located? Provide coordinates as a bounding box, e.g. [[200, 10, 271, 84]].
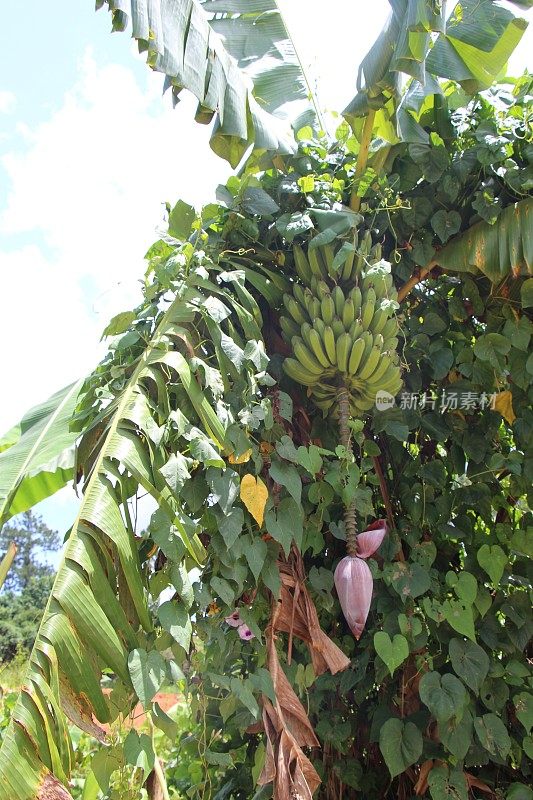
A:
[[0, 90, 15, 114], [0, 50, 230, 433]]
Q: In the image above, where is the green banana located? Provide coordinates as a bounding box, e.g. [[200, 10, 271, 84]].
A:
[[358, 345, 381, 380], [361, 288, 376, 329], [348, 336, 366, 375], [308, 246, 327, 279], [280, 315, 300, 341], [336, 332, 352, 373], [320, 294, 335, 325], [349, 286, 362, 312], [380, 317, 398, 340], [366, 359, 397, 387], [293, 244, 312, 283], [321, 244, 336, 278], [349, 320, 364, 340], [342, 298, 355, 329], [317, 280, 331, 297], [293, 283, 308, 309], [333, 285, 345, 317], [301, 322, 314, 350], [383, 336, 399, 352], [284, 294, 307, 325], [369, 306, 388, 335], [283, 358, 319, 386], [322, 326, 337, 365], [331, 317, 345, 338], [314, 318, 326, 337], [373, 333, 384, 351], [357, 331, 374, 370], [292, 337, 326, 375], [309, 327, 331, 369], [341, 245, 356, 282]]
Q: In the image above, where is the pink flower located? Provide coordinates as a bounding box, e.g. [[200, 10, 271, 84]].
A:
[[334, 520, 387, 640], [225, 610, 243, 627], [238, 624, 254, 641]]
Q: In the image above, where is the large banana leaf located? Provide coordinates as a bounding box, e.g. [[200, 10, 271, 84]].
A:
[[0, 381, 84, 527], [436, 197, 532, 282], [97, 0, 311, 166], [344, 0, 529, 141]]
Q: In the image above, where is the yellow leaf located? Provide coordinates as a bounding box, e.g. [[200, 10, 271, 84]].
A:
[[492, 390, 516, 425], [228, 448, 252, 464], [240, 474, 268, 527]]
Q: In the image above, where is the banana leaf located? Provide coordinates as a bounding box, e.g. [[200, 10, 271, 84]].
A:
[[0, 381, 84, 527], [96, 0, 312, 166], [436, 197, 533, 282], [344, 0, 529, 142]]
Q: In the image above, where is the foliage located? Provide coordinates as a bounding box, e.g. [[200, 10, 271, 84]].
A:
[[0, 11, 532, 799]]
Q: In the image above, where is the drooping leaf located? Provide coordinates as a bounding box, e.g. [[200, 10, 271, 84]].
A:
[[97, 0, 313, 166], [0, 283, 233, 797]]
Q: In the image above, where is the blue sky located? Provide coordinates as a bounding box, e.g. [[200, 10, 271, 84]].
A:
[[0, 1, 531, 540]]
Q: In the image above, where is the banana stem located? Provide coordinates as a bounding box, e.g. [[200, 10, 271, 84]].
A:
[[349, 109, 376, 213], [337, 386, 358, 556]]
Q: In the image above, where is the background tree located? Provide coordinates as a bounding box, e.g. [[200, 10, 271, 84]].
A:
[[0, 511, 60, 592], [0, 512, 60, 662]]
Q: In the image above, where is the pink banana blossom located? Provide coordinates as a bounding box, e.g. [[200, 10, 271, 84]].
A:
[[334, 520, 387, 639]]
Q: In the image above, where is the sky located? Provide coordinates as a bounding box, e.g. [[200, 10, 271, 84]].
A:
[[0, 1, 531, 540]]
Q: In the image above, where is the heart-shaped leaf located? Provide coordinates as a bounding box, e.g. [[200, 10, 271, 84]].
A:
[[127, 649, 167, 710], [379, 718, 422, 778], [374, 632, 409, 676], [240, 474, 269, 526], [477, 544, 507, 587], [419, 671, 467, 723], [449, 639, 489, 694]]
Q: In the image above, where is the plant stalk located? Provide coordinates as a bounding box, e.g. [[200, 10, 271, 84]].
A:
[[149, 719, 171, 800], [349, 109, 376, 212], [337, 387, 358, 556], [0, 542, 16, 590]]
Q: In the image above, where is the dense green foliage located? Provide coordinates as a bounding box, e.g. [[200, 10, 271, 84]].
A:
[[14, 77, 528, 799]]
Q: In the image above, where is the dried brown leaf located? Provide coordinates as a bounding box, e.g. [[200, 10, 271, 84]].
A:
[[276, 551, 349, 676]]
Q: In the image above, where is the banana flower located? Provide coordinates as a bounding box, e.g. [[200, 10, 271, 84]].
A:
[[334, 520, 387, 639]]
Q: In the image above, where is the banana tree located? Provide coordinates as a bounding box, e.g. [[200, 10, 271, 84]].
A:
[[0, 2, 532, 799]]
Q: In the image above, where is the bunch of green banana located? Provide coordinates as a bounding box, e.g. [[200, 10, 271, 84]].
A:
[[281, 238, 402, 417], [292, 229, 383, 287]]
